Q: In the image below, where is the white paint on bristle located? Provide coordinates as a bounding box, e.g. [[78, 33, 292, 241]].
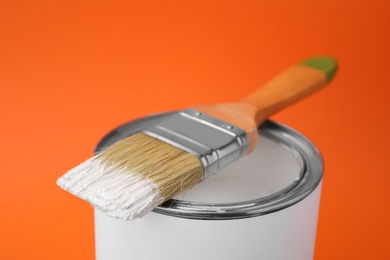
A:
[[57, 156, 162, 220], [57, 132, 203, 220]]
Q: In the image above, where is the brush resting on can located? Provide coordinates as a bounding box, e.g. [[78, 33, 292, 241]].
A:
[[57, 57, 337, 220]]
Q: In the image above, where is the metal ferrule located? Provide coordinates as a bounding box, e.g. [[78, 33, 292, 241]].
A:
[[142, 109, 249, 179]]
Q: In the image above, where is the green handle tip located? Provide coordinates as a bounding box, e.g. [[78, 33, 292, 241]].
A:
[[300, 56, 338, 82]]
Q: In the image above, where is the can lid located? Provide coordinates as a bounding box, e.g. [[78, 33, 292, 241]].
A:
[[96, 112, 323, 220]]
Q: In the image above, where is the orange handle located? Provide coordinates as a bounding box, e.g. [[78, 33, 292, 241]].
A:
[[192, 57, 337, 152], [243, 65, 328, 125]]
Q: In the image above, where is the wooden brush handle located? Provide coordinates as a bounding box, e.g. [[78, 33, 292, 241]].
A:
[[243, 64, 328, 125], [192, 57, 337, 152]]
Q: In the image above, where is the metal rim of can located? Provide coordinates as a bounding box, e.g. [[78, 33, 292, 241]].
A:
[[95, 112, 323, 220]]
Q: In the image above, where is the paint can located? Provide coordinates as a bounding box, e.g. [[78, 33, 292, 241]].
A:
[[94, 112, 323, 260]]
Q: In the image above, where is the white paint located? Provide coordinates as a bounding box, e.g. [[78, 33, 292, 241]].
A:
[[175, 137, 299, 203], [57, 157, 161, 220]]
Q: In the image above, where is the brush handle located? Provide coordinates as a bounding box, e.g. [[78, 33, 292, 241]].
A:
[[192, 57, 337, 152], [243, 59, 335, 125]]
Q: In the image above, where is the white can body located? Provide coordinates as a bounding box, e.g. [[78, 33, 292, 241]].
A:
[[94, 115, 323, 260]]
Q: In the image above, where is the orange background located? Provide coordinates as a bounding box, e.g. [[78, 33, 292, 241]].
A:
[[1, 1, 389, 259]]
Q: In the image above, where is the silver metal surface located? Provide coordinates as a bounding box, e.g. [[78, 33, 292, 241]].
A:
[[142, 109, 248, 179], [95, 112, 323, 220]]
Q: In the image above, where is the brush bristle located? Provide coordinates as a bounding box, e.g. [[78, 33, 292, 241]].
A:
[[57, 132, 204, 220]]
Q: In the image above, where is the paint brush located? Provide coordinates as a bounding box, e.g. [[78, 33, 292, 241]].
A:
[[57, 57, 337, 220]]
